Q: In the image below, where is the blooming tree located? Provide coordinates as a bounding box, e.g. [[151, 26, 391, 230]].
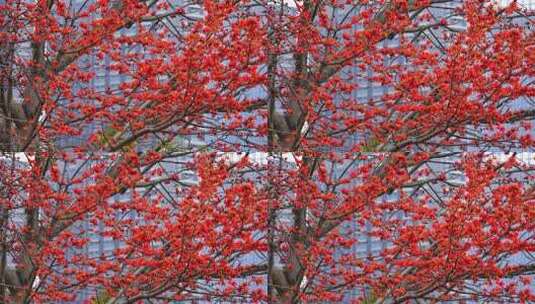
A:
[[0, 0, 534, 303]]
